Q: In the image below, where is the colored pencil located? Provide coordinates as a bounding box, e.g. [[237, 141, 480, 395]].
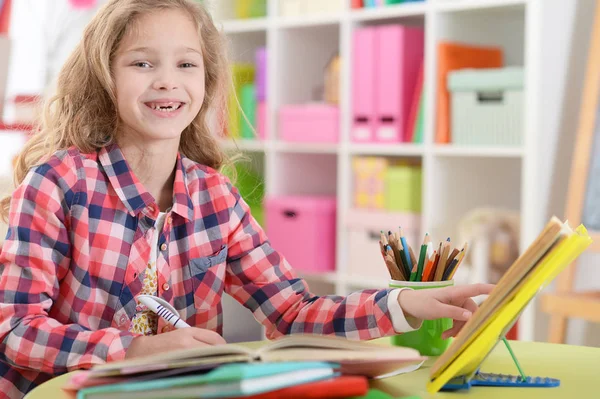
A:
[[415, 233, 430, 281]]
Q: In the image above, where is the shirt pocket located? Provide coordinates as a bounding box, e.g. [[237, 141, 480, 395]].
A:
[[189, 245, 228, 310]]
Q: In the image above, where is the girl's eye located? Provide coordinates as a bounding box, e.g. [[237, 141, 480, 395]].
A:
[[180, 63, 196, 68], [133, 62, 151, 68]]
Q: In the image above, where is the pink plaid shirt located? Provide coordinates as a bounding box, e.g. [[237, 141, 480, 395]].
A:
[[0, 144, 398, 397]]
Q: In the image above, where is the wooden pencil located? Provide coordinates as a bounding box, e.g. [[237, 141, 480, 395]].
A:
[[397, 233, 412, 278], [428, 242, 443, 281], [389, 236, 403, 275], [448, 243, 468, 280], [380, 231, 388, 246], [434, 239, 451, 281], [408, 245, 418, 275], [398, 227, 414, 274], [421, 250, 437, 282], [385, 254, 403, 281], [442, 249, 463, 280], [415, 233, 430, 281], [446, 248, 460, 269]]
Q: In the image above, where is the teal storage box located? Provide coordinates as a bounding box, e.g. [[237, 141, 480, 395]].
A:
[[448, 67, 524, 146]]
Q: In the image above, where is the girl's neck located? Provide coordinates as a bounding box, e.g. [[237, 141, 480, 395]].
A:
[[117, 139, 179, 212]]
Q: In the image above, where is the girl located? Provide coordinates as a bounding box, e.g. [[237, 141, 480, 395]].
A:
[[0, 0, 492, 397]]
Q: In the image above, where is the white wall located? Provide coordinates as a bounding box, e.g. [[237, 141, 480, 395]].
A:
[[4, 0, 103, 121], [534, 0, 600, 346]]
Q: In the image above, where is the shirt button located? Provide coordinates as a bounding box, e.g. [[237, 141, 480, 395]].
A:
[[160, 243, 167, 251], [162, 325, 172, 333], [162, 283, 170, 291], [167, 217, 173, 225]]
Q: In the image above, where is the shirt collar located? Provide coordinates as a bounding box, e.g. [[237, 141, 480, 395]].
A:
[[98, 143, 194, 221]]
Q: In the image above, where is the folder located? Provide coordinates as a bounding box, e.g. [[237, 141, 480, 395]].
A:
[[375, 25, 424, 143], [352, 27, 377, 142], [434, 41, 503, 144], [406, 60, 424, 143]]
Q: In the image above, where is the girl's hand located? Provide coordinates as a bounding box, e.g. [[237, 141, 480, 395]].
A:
[[397, 283, 495, 339], [126, 327, 227, 359]]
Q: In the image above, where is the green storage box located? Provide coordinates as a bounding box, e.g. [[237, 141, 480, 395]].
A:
[[385, 165, 422, 213], [235, 0, 267, 18], [240, 83, 257, 139]]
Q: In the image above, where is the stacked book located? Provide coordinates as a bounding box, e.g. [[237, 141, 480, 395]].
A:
[[64, 335, 425, 399]]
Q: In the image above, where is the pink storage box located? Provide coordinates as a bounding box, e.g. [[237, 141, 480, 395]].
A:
[[279, 104, 339, 143], [346, 209, 421, 282], [265, 196, 337, 273]]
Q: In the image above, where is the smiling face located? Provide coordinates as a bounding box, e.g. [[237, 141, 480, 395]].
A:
[[112, 8, 206, 145]]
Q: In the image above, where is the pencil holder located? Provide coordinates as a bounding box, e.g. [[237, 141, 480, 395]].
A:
[[389, 279, 454, 356]]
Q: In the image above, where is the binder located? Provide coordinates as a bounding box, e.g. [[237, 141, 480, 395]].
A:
[[434, 41, 503, 144], [352, 27, 377, 143], [375, 25, 424, 143], [427, 218, 593, 393], [405, 60, 424, 143]]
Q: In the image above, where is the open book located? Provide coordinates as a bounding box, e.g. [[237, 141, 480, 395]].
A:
[[427, 217, 592, 393], [89, 334, 426, 379]]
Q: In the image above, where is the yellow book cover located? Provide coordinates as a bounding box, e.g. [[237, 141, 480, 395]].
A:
[[427, 217, 592, 393]]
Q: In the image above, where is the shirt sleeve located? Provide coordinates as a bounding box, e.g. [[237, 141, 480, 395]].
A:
[[387, 288, 423, 332], [222, 181, 400, 340], [0, 162, 138, 375]]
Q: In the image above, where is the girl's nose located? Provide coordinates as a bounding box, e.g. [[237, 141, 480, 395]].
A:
[[152, 68, 179, 91]]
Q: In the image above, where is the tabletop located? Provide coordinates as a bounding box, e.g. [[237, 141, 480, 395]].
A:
[[25, 340, 600, 399]]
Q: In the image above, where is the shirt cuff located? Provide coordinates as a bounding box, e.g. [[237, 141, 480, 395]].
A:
[[388, 288, 423, 333]]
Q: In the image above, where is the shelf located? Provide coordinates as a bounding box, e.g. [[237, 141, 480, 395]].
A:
[[219, 139, 266, 153], [349, 143, 424, 156], [435, 0, 527, 13], [221, 18, 268, 34], [276, 14, 341, 29], [433, 145, 524, 158], [351, 2, 428, 22], [273, 141, 339, 154]]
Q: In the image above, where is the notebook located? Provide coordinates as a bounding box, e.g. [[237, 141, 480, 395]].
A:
[[87, 334, 425, 379], [75, 362, 336, 399], [238, 375, 369, 399], [427, 217, 592, 392]]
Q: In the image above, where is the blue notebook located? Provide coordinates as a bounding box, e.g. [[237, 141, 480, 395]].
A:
[[77, 362, 337, 399]]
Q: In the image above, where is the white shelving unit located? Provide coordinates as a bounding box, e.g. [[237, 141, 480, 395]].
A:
[[210, 0, 572, 342]]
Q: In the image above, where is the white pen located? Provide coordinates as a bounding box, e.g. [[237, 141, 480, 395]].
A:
[[137, 294, 190, 329]]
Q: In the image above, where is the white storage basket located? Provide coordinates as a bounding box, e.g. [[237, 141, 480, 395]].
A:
[[448, 67, 524, 146]]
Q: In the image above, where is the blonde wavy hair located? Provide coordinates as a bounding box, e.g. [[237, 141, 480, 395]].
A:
[[1, 0, 235, 220]]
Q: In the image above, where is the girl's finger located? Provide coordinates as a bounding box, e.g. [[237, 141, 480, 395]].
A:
[[435, 302, 472, 321]]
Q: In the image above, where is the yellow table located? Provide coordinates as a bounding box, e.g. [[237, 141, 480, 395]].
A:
[[25, 340, 600, 399]]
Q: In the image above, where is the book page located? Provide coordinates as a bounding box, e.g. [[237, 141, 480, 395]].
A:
[[90, 343, 255, 376], [257, 334, 396, 355], [430, 216, 566, 378]]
